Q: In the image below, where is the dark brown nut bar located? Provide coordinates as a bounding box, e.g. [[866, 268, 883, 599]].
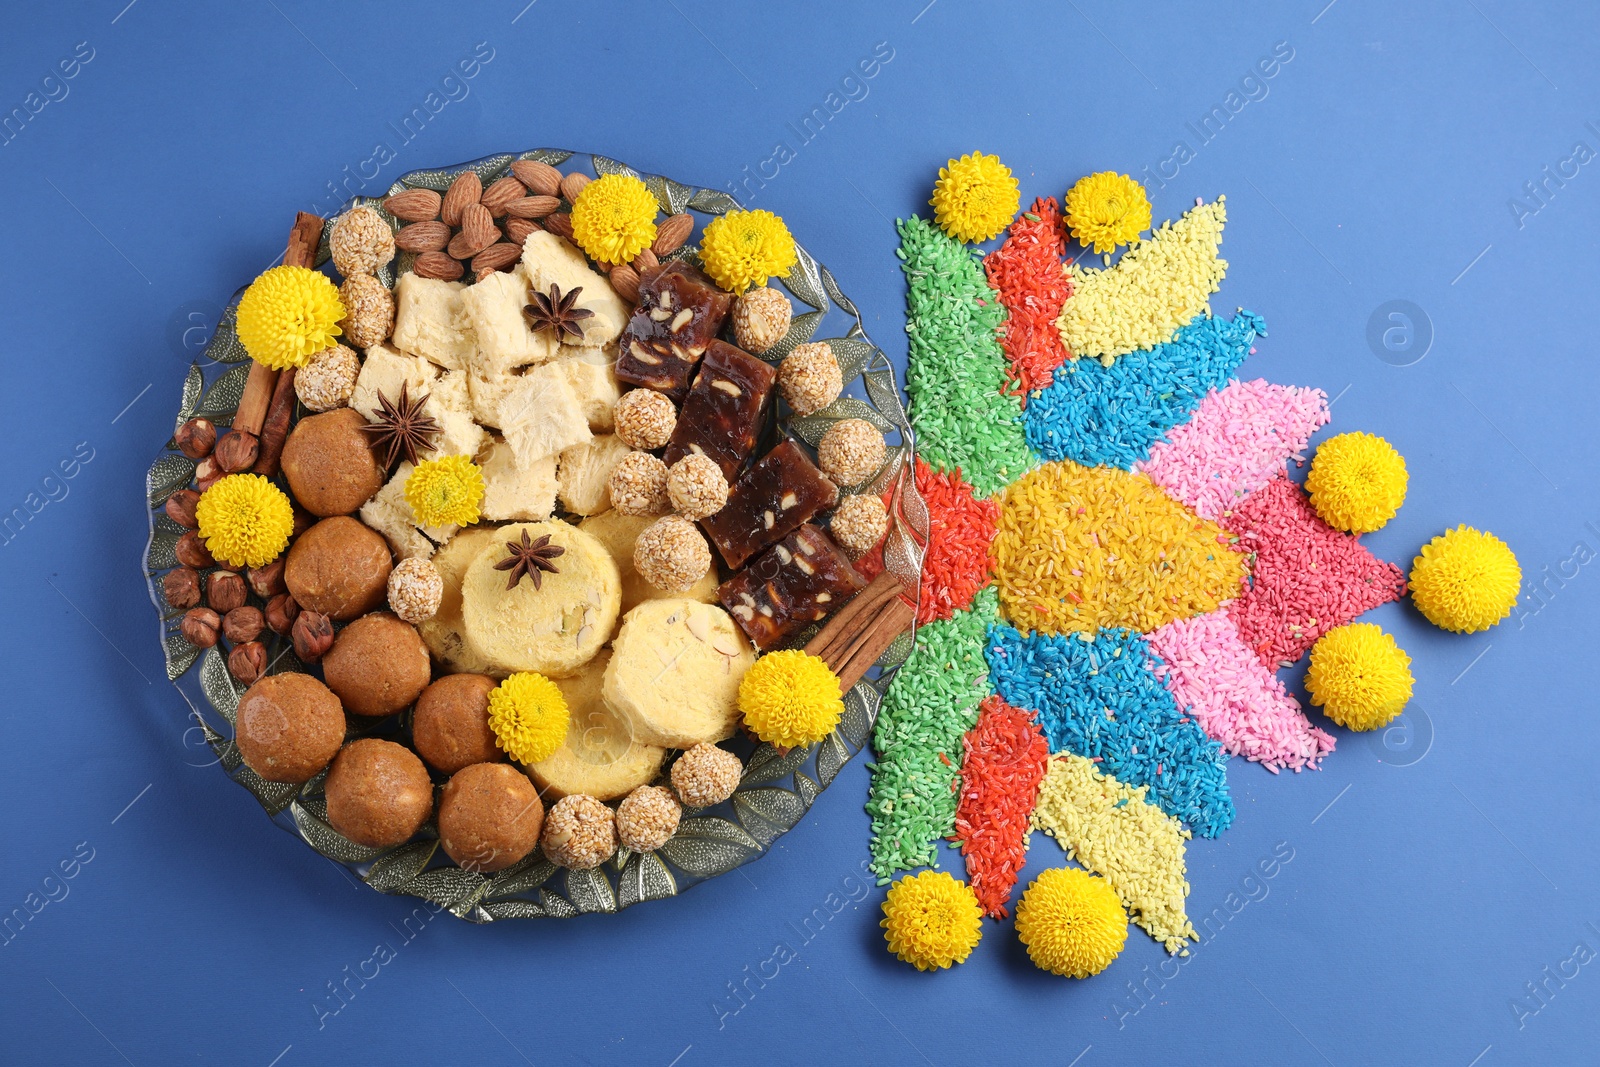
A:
[[718, 524, 867, 650], [701, 440, 838, 569], [614, 262, 735, 400], [663, 340, 777, 482]]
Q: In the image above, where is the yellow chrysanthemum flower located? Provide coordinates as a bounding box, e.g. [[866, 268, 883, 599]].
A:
[[737, 650, 844, 748], [1306, 431, 1408, 533], [929, 152, 1020, 244], [194, 474, 294, 569], [880, 871, 983, 972], [1064, 171, 1152, 254], [1305, 623, 1414, 731], [1014, 867, 1128, 978], [699, 209, 798, 294], [236, 265, 345, 370], [1410, 525, 1520, 633], [487, 672, 570, 765], [404, 455, 484, 528], [570, 173, 659, 266]]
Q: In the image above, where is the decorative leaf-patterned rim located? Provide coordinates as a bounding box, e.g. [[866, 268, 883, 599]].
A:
[[141, 149, 927, 920]]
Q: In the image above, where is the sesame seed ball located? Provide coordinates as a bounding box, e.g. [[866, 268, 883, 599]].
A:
[[387, 556, 443, 624], [817, 419, 886, 487], [540, 794, 617, 870], [778, 341, 843, 417], [666, 454, 729, 520], [614, 389, 677, 451], [671, 743, 743, 808], [329, 207, 396, 278], [615, 785, 681, 852], [732, 286, 793, 355], [338, 273, 395, 350], [295, 344, 361, 412], [831, 494, 889, 558], [608, 451, 671, 516], [634, 515, 712, 592]]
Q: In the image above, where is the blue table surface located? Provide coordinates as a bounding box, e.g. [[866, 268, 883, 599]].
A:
[[4, 2, 1597, 1064]]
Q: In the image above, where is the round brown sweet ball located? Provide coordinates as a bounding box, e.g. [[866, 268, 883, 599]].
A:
[[285, 516, 392, 620], [235, 672, 346, 784], [437, 762, 545, 872], [281, 408, 386, 517], [324, 738, 433, 848], [321, 612, 431, 717], [413, 673, 502, 774]]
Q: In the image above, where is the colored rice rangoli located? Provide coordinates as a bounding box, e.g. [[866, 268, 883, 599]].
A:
[[871, 154, 1524, 978]]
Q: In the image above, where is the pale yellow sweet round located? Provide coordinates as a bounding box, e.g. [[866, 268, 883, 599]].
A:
[[602, 599, 755, 749], [417, 526, 502, 675], [460, 521, 620, 678], [523, 650, 667, 802], [580, 510, 718, 618]]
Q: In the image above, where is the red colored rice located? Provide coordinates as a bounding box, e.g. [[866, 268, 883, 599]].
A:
[[984, 196, 1075, 400], [857, 456, 999, 625], [952, 695, 1050, 918], [1222, 474, 1407, 666]]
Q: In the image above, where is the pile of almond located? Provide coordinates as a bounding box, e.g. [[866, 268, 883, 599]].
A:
[[383, 160, 694, 294]]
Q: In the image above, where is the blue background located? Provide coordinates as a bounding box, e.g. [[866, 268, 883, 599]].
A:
[[4, 1, 1597, 1064]]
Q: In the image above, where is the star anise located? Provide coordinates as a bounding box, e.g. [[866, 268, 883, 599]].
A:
[[493, 530, 565, 591], [523, 282, 594, 342], [360, 382, 442, 469]]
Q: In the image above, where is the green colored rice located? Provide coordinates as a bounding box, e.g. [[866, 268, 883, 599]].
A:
[[898, 215, 1037, 498], [866, 587, 1000, 879]]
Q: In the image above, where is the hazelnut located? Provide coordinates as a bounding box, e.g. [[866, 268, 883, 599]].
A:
[[292, 610, 335, 663], [165, 489, 200, 529], [175, 417, 216, 460], [180, 607, 221, 648], [247, 558, 287, 599], [214, 430, 260, 473], [228, 641, 268, 684], [206, 571, 248, 613], [223, 606, 265, 643], [291, 505, 316, 537], [265, 593, 301, 636], [195, 456, 223, 493], [163, 567, 201, 609], [175, 530, 215, 569]]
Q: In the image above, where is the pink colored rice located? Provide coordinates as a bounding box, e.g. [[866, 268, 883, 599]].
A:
[[1138, 379, 1329, 520]]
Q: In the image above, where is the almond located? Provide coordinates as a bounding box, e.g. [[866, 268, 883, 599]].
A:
[[631, 247, 659, 274], [504, 194, 561, 219], [504, 217, 541, 245], [440, 171, 483, 227], [610, 265, 641, 303], [543, 213, 575, 241], [510, 159, 562, 197], [652, 213, 693, 256], [412, 252, 463, 281], [394, 220, 451, 253], [447, 229, 490, 261], [471, 242, 522, 274], [383, 188, 442, 222], [479, 175, 527, 217], [559, 171, 590, 203], [457, 203, 498, 256]]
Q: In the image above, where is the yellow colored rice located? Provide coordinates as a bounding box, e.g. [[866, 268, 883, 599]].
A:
[[990, 460, 1247, 635], [1057, 197, 1228, 361], [1032, 753, 1198, 953]]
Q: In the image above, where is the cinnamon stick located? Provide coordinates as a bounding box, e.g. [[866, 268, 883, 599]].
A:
[[235, 212, 324, 437], [253, 367, 298, 477], [803, 570, 904, 661], [833, 596, 916, 691]]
